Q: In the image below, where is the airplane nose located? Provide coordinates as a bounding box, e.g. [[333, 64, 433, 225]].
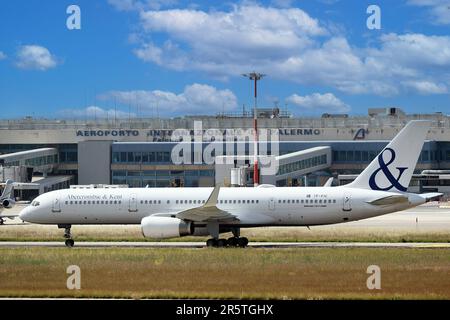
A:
[[19, 206, 31, 222]]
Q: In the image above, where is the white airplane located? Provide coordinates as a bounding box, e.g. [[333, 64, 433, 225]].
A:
[[0, 179, 17, 225], [19, 120, 441, 247]]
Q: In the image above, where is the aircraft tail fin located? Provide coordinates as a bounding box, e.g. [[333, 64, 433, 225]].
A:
[[347, 121, 430, 192], [0, 180, 14, 200]]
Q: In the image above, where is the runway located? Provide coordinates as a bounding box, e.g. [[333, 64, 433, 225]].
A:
[[0, 241, 449, 248], [2, 203, 450, 230]]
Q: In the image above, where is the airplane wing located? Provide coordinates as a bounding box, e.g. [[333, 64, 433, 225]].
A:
[[366, 195, 409, 206], [0, 214, 19, 224], [323, 178, 334, 187], [0, 214, 19, 219], [176, 186, 238, 223]]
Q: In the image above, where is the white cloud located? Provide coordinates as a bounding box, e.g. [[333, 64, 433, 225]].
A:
[[286, 93, 350, 113], [58, 106, 134, 119], [402, 80, 448, 94], [98, 83, 238, 116], [127, 4, 450, 96], [0, 51, 6, 60], [408, 0, 450, 25], [136, 4, 326, 75], [16, 45, 58, 71]]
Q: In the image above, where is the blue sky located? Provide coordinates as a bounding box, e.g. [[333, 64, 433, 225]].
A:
[[0, 0, 449, 118]]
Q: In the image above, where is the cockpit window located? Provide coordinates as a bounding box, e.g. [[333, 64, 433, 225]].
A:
[[31, 201, 40, 206]]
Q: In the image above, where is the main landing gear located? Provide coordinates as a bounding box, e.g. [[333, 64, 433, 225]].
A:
[[206, 237, 249, 248], [59, 224, 75, 248], [0, 218, 4, 225], [205, 227, 248, 248]]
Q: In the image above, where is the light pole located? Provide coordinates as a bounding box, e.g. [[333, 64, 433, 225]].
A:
[[242, 72, 266, 186]]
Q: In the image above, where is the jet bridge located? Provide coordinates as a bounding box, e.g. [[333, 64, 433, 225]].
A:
[[0, 148, 58, 174]]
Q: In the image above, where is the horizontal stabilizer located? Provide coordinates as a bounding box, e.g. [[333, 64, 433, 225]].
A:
[[366, 195, 409, 206], [418, 193, 443, 202]]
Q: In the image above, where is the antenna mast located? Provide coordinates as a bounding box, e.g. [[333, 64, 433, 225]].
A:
[[242, 72, 266, 186]]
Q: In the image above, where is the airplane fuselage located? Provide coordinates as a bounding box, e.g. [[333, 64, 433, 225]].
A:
[[20, 186, 425, 227]]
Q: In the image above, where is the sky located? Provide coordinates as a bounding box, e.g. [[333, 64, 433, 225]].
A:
[[0, 0, 449, 119]]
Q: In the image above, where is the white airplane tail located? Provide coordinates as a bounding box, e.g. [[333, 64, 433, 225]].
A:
[[347, 120, 430, 192], [0, 179, 14, 200]]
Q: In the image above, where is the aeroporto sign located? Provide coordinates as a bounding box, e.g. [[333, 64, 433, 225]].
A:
[[76, 130, 139, 137], [75, 128, 322, 138]]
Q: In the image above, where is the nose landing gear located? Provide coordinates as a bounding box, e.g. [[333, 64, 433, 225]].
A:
[[59, 224, 75, 248]]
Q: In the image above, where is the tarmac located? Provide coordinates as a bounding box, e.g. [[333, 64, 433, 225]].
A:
[[0, 241, 449, 248]]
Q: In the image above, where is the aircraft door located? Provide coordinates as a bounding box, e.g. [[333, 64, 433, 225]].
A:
[[343, 194, 352, 212], [128, 194, 138, 212], [52, 198, 61, 212], [268, 198, 275, 211]]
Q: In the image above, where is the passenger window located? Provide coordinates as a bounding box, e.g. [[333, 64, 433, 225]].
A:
[[251, 200, 254, 204], [167, 200, 170, 204], [256, 200, 259, 203], [301, 200, 304, 204]]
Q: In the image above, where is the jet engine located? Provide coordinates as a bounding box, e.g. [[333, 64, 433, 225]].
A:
[[1, 198, 15, 209], [141, 216, 194, 239]]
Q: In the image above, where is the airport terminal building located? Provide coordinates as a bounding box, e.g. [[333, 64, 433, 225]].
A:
[[1, 108, 450, 199]]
